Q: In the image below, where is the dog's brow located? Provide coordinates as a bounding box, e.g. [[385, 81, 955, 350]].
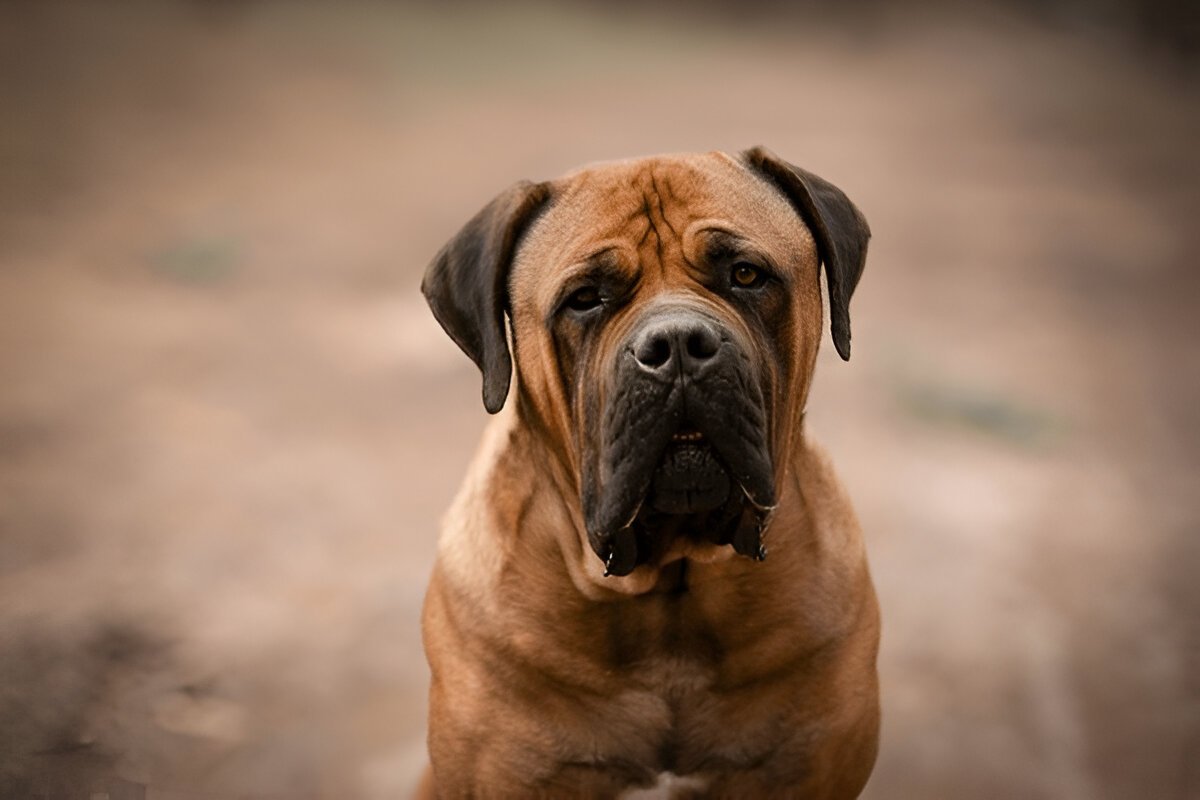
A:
[[580, 245, 622, 265], [561, 246, 637, 282], [698, 227, 747, 256]]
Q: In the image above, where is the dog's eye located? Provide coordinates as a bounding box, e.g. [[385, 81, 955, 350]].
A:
[[730, 263, 765, 289], [565, 286, 603, 312]]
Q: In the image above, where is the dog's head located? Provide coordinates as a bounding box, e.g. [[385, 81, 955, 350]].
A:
[[423, 148, 869, 589]]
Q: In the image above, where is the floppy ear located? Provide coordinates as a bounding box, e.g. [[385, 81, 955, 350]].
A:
[[742, 146, 871, 361], [421, 181, 551, 413]]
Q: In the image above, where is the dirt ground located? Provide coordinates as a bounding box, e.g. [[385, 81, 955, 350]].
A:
[[1, 2, 1197, 798]]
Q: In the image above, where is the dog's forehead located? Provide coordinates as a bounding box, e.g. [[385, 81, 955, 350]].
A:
[[513, 151, 811, 294], [555, 151, 747, 218]]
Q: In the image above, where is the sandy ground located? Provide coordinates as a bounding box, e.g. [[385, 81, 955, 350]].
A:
[[1, 2, 1197, 798]]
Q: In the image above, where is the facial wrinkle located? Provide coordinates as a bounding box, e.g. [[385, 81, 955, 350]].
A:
[[654, 172, 701, 273], [646, 170, 689, 280], [649, 171, 680, 241], [641, 193, 662, 268]]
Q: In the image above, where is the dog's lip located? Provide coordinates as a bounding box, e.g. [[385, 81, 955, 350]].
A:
[[588, 390, 777, 576]]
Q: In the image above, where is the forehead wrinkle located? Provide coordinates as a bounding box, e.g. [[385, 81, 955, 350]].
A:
[[649, 168, 690, 240], [642, 166, 722, 284]]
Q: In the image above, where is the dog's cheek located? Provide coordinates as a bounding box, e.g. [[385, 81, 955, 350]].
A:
[[744, 287, 794, 379], [720, 309, 785, 451], [549, 320, 582, 411], [559, 320, 610, 512]]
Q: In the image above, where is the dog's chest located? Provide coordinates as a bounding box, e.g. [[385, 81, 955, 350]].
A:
[[617, 770, 711, 799], [589, 656, 755, 775]]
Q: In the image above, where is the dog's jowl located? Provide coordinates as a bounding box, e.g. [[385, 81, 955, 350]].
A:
[[419, 148, 879, 799]]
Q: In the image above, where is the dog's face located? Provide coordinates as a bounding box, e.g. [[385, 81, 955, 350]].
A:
[[423, 148, 869, 590]]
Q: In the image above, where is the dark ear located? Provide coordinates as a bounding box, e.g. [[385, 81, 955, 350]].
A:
[[742, 146, 871, 361], [421, 181, 551, 413]]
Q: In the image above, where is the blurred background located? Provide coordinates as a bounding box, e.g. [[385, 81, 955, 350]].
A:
[[1, 1, 1197, 798]]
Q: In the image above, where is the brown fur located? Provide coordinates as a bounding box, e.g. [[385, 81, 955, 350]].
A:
[[421, 151, 880, 798]]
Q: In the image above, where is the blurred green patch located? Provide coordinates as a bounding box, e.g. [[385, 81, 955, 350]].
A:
[[150, 236, 240, 284], [895, 378, 1065, 449]]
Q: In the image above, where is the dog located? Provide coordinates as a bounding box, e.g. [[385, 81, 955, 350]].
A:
[[418, 147, 879, 798]]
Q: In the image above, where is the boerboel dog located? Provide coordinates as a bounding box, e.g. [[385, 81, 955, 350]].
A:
[[418, 148, 879, 799]]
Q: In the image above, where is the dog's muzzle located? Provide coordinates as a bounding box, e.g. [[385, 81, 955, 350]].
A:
[[581, 308, 777, 577]]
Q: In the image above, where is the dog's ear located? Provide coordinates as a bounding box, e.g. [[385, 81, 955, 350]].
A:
[[742, 147, 870, 361], [422, 181, 551, 413]]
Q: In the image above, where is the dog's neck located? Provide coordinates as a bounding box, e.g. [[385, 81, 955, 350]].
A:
[[434, 407, 862, 682]]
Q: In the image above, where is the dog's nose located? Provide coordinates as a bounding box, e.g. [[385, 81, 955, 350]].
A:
[[632, 315, 723, 375]]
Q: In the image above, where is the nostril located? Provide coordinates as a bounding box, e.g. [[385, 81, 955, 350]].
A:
[[636, 335, 672, 369], [686, 329, 719, 361]]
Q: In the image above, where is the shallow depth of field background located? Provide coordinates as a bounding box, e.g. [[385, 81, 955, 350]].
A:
[[1, 2, 1197, 798]]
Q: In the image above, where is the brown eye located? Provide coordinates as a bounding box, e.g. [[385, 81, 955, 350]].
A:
[[565, 286, 602, 312], [731, 263, 764, 288]]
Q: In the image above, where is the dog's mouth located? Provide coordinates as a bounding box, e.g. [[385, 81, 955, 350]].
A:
[[596, 424, 775, 578], [648, 431, 729, 514]]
